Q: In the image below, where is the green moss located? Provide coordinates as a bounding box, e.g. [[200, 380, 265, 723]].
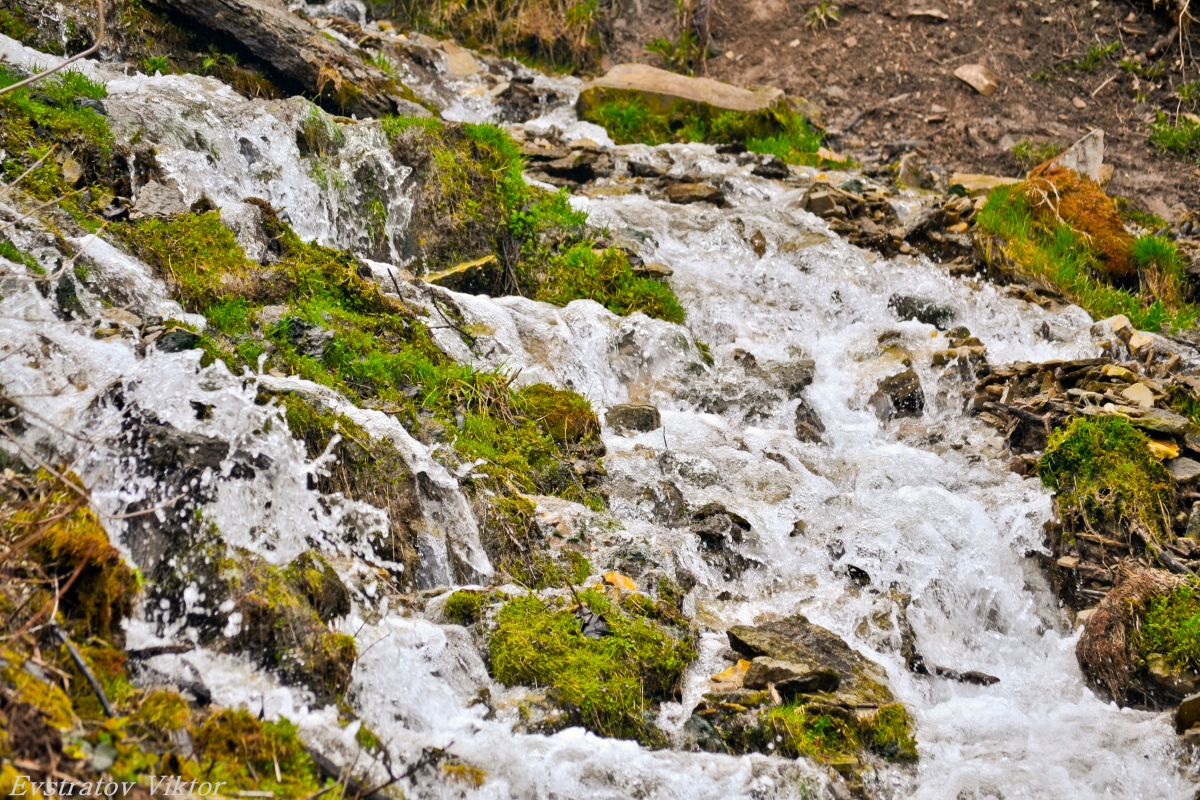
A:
[[580, 93, 833, 166], [134, 690, 192, 737], [444, 590, 486, 625], [195, 710, 326, 798], [0, 651, 77, 730], [757, 703, 859, 762], [297, 104, 346, 157], [977, 184, 1200, 331], [0, 66, 113, 203], [0, 239, 43, 273], [354, 721, 381, 752], [115, 212, 251, 309], [1135, 585, 1200, 673], [534, 243, 686, 324], [863, 703, 918, 761], [1038, 416, 1174, 541], [488, 589, 696, 745]]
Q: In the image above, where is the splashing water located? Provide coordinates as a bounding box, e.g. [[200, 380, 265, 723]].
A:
[[0, 38, 1193, 799]]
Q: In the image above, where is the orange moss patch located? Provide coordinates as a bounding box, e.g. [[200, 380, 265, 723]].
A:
[[1022, 166, 1135, 280]]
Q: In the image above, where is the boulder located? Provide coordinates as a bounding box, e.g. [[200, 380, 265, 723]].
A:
[[220, 201, 274, 264], [727, 615, 895, 705], [156, 0, 406, 117], [578, 63, 784, 117], [870, 369, 925, 422], [768, 358, 816, 398], [1178, 692, 1200, 734], [605, 403, 661, 433]]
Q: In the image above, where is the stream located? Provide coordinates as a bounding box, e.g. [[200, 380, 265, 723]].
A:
[[0, 33, 1194, 799]]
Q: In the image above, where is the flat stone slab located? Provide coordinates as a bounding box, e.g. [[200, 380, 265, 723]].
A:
[[581, 63, 784, 114], [1167, 457, 1200, 483]]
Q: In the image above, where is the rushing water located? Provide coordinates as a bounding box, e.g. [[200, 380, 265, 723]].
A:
[[0, 34, 1194, 799]]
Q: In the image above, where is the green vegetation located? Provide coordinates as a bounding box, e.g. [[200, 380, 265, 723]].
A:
[[488, 589, 696, 745], [1149, 111, 1200, 158], [1038, 416, 1174, 542], [645, 0, 708, 75], [0, 469, 343, 799], [1012, 139, 1064, 170], [0, 66, 113, 204], [804, 2, 841, 31], [1136, 585, 1200, 673], [444, 589, 488, 625], [1072, 40, 1119, 73], [581, 93, 836, 166], [977, 179, 1199, 331], [755, 701, 916, 763], [383, 116, 683, 321], [384, 0, 609, 72], [0, 239, 42, 273]]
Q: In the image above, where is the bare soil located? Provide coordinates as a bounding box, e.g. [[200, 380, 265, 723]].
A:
[[609, 0, 1199, 220]]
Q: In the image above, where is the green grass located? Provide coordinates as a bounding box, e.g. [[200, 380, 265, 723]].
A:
[[488, 589, 695, 745], [1073, 40, 1120, 73], [1149, 111, 1200, 158], [0, 66, 112, 202], [581, 94, 838, 166], [1137, 585, 1200, 672], [977, 184, 1199, 331], [1038, 416, 1174, 542], [1012, 139, 1064, 170]]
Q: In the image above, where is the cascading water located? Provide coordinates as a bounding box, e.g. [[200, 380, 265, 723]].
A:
[[0, 34, 1194, 799]]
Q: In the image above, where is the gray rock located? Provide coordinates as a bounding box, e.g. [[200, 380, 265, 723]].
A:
[[220, 201, 272, 264], [728, 614, 895, 705], [795, 399, 825, 443], [1049, 129, 1105, 183], [1186, 502, 1200, 541], [282, 316, 335, 359], [888, 294, 955, 329], [605, 403, 661, 433], [1167, 457, 1200, 483], [767, 358, 816, 398], [743, 656, 840, 695], [869, 369, 925, 421], [134, 181, 189, 219]]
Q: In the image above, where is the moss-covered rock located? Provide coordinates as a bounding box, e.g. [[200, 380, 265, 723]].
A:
[[487, 589, 696, 746]]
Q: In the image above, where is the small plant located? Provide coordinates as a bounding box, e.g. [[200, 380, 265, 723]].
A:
[[1149, 111, 1200, 157], [1120, 57, 1167, 80], [201, 49, 237, 73], [1178, 80, 1200, 106], [1031, 69, 1054, 84], [140, 55, 170, 75], [644, 0, 706, 76], [1012, 139, 1064, 170], [804, 1, 840, 31], [371, 51, 399, 77], [1073, 40, 1119, 73]]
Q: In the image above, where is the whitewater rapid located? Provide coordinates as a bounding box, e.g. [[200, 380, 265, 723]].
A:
[[0, 33, 1193, 799]]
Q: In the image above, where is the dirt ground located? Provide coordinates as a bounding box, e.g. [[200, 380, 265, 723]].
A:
[[608, 0, 1199, 219]]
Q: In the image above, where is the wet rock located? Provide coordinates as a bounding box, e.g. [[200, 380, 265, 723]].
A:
[[743, 657, 840, 695], [766, 358, 816, 398], [689, 502, 758, 580], [751, 155, 789, 180], [888, 294, 955, 329], [727, 615, 896, 705], [1177, 692, 1200, 734], [282, 316, 335, 359], [748, 229, 767, 257], [1147, 654, 1200, 697], [641, 480, 687, 526], [870, 369, 925, 422], [156, 328, 202, 352], [681, 713, 728, 753], [605, 403, 661, 433], [790, 520, 807, 537], [794, 399, 826, 443], [1185, 503, 1200, 540], [666, 182, 725, 206], [133, 181, 189, 219], [804, 189, 840, 217]]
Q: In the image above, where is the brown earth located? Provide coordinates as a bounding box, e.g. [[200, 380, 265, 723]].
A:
[[609, 0, 1199, 219]]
